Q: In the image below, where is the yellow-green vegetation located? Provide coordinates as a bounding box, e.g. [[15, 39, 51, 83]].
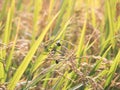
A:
[[0, 0, 120, 90]]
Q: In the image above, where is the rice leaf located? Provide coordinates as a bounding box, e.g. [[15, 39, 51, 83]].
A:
[[7, 11, 60, 90], [104, 50, 120, 89]]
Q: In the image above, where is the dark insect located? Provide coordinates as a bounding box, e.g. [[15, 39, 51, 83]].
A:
[[56, 40, 61, 46], [55, 60, 59, 64]]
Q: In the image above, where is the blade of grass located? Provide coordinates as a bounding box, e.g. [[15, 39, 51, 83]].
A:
[[47, 0, 55, 21], [52, 0, 68, 36], [32, 0, 43, 44], [106, 0, 115, 49], [0, 62, 4, 83], [91, 0, 96, 28], [76, 13, 87, 65], [2, 0, 15, 59], [100, 0, 116, 55], [116, 16, 120, 32], [0, 0, 15, 83], [104, 50, 120, 89], [17, 0, 22, 10], [94, 69, 108, 80], [5, 18, 20, 81], [7, 11, 60, 90], [0, 0, 9, 20]]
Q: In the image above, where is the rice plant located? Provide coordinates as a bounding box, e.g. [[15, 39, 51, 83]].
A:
[[0, 0, 120, 90]]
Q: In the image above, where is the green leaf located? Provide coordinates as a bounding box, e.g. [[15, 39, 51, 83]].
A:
[[7, 11, 60, 90], [104, 50, 120, 89]]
